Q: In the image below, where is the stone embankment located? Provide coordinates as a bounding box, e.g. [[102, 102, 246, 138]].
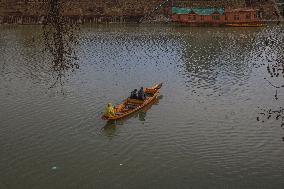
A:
[[0, 0, 281, 24]]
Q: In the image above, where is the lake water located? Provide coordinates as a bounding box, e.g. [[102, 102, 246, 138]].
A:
[[0, 24, 284, 189]]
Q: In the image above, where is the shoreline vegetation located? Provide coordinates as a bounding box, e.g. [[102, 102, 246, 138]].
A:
[[0, 15, 282, 25], [0, 0, 282, 25]]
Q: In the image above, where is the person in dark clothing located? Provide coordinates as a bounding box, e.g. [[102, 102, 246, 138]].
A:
[[130, 89, 138, 99], [137, 87, 146, 100]]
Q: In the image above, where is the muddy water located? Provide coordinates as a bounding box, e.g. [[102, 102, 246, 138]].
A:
[[0, 24, 283, 189]]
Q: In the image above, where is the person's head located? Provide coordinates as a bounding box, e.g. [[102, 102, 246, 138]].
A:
[[108, 103, 112, 107], [140, 87, 143, 90], [134, 89, 137, 92]]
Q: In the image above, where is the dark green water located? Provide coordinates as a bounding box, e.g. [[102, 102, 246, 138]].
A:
[[0, 24, 284, 189]]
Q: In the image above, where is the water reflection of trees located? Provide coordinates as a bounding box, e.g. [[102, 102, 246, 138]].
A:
[[256, 26, 284, 99], [177, 28, 258, 93], [174, 26, 284, 141], [0, 40, 6, 76], [255, 25, 284, 141], [42, 0, 79, 87]]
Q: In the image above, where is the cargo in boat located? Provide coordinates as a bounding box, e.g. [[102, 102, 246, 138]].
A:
[[102, 83, 163, 121]]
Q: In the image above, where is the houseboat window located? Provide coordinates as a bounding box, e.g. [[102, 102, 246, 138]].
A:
[[193, 15, 196, 20], [212, 15, 220, 20], [188, 15, 191, 20], [225, 15, 228, 20], [246, 14, 251, 19], [234, 14, 240, 20]]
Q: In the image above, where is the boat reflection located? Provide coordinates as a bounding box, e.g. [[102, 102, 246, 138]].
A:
[[102, 95, 163, 136], [102, 121, 117, 138]]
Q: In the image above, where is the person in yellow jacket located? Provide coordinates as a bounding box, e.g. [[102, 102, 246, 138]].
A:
[[104, 103, 115, 117]]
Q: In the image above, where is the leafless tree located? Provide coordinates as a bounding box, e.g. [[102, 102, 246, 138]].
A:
[[42, 0, 79, 88]]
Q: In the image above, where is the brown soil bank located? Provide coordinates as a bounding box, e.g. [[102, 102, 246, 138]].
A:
[[0, 0, 281, 24]]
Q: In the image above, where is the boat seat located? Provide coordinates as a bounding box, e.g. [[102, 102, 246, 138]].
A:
[[127, 98, 144, 104], [145, 88, 157, 94], [126, 104, 137, 109], [145, 93, 154, 97]]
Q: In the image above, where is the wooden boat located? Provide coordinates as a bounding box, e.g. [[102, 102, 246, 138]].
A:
[[102, 83, 163, 121], [225, 23, 266, 27]]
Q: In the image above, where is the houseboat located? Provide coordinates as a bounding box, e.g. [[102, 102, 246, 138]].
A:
[[171, 7, 265, 27]]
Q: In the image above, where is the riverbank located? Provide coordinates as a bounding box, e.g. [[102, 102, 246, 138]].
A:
[[0, 15, 282, 25], [0, 0, 282, 25]]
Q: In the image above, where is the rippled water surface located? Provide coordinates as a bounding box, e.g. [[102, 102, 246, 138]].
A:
[[0, 24, 284, 189]]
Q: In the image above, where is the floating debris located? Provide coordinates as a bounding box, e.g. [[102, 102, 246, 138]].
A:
[[51, 166, 58, 170]]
